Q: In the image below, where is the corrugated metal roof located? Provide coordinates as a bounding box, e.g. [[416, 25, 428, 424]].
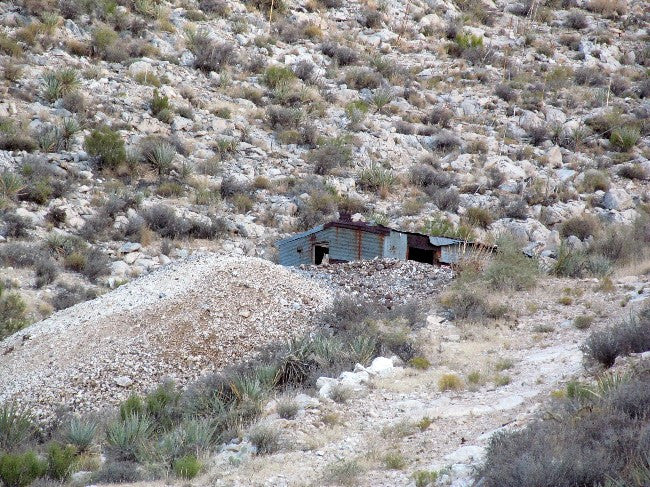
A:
[[276, 224, 325, 245], [428, 236, 462, 246]]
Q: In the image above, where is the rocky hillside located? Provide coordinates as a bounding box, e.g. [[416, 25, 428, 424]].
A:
[[0, 0, 649, 329], [1, 0, 650, 485]]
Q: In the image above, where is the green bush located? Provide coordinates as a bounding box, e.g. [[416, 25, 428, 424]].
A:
[[84, 126, 126, 169], [150, 89, 170, 116], [560, 214, 600, 239], [46, 442, 77, 480], [263, 65, 295, 88], [0, 286, 28, 340], [465, 207, 493, 229], [484, 238, 540, 291], [172, 454, 201, 479], [0, 451, 47, 487], [610, 126, 640, 151]]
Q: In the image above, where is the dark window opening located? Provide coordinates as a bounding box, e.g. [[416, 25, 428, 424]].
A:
[[314, 245, 329, 265], [408, 247, 434, 265]]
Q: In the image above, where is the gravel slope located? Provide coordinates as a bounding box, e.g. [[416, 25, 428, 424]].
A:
[[0, 253, 332, 421]]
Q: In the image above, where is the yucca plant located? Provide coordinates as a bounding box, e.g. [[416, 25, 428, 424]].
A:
[[348, 335, 378, 366], [145, 142, 176, 175], [64, 417, 97, 453], [0, 171, 24, 202], [42, 73, 62, 103], [311, 335, 345, 366], [0, 404, 34, 451], [358, 163, 396, 195], [371, 88, 394, 113], [105, 414, 152, 462]]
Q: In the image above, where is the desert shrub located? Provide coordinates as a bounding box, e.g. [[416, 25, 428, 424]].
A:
[[52, 284, 96, 311], [438, 374, 463, 391], [249, 424, 280, 454], [589, 218, 650, 265], [581, 169, 610, 192], [424, 106, 453, 127], [560, 214, 600, 239], [139, 137, 176, 175], [263, 65, 295, 88], [2, 212, 33, 238], [0, 451, 47, 487], [617, 163, 647, 180], [149, 89, 169, 116], [34, 257, 58, 288], [323, 459, 363, 486], [84, 126, 126, 170], [565, 9, 588, 29], [276, 399, 299, 419], [307, 137, 352, 175], [440, 287, 491, 321], [0, 287, 28, 340], [573, 315, 594, 329], [267, 105, 302, 129], [329, 384, 353, 403], [574, 67, 606, 86], [361, 8, 383, 28], [609, 76, 630, 96], [293, 60, 314, 81], [476, 368, 650, 487], [172, 455, 201, 479], [409, 356, 431, 370], [582, 310, 650, 367], [191, 33, 235, 72], [527, 125, 549, 146], [495, 84, 516, 102], [358, 163, 395, 195], [384, 451, 405, 470], [198, 0, 229, 15], [465, 207, 493, 228], [0, 404, 34, 451], [0, 34, 23, 57], [46, 443, 76, 481], [610, 126, 640, 151], [321, 41, 358, 66], [430, 187, 459, 212], [105, 414, 152, 462], [430, 130, 461, 153], [344, 68, 382, 89], [92, 461, 142, 483]]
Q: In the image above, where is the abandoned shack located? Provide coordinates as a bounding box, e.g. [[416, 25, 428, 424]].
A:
[[276, 217, 489, 267]]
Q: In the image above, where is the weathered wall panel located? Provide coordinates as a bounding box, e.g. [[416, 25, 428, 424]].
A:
[[383, 231, 407, 259]]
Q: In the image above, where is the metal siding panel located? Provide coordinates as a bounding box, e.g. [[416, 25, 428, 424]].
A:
[[326, 227, 383, 262], [278, 227, 328, 266], [440, 244, 462, 264], [383, 231, 408, 259]]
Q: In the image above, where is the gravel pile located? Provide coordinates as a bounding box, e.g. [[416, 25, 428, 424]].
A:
[[0, 253, 332, 421], [297, 259, 454, 306]]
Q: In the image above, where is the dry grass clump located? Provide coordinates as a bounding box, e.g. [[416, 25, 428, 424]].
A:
[[438, 374, 463, 391]]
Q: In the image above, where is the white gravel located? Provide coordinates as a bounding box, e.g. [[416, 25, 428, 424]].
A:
[[0, 253, 332, 421]]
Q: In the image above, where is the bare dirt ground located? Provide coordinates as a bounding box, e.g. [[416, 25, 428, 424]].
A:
[[201, 275, 649, 487]]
